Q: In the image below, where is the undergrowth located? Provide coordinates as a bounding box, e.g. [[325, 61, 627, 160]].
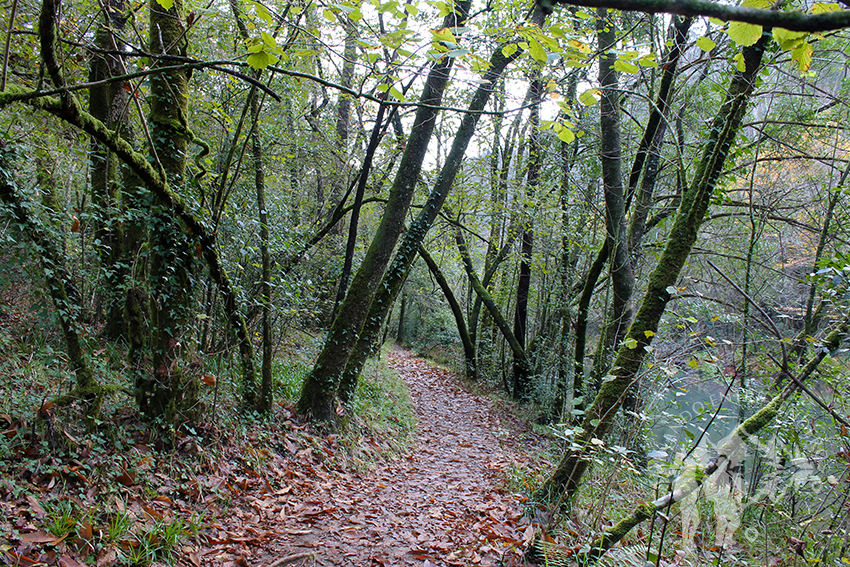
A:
[[0, 295, 417, 566]]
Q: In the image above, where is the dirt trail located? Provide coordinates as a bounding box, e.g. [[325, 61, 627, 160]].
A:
[[243, 349, 536, 566]]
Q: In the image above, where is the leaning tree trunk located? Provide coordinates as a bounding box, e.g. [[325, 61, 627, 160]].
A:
[[297, 1, 472, 422], [334, 25, 538, 402], [418, 246, 477, 380], [534, 34, 770, 507]]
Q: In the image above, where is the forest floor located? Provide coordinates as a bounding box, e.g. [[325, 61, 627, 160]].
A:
[[1, 345, 549, 567], [208, 348, 543, 566]]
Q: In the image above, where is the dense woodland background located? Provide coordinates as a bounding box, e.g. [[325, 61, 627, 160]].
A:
[[1, 0, 849, 564]]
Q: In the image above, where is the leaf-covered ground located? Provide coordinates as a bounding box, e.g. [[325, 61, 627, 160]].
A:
[[207, 349, 539, 566], [2, 344, 543, 566]]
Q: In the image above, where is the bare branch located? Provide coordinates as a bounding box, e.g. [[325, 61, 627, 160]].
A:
[[540, 0, 850, 32]]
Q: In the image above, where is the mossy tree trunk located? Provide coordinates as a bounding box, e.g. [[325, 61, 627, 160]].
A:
[[139, 0, 200, 422], [297, 1, 472, 422], [534, 33, 770, 507], [588, 9, 634, 389], [334, 29, 535, 402]]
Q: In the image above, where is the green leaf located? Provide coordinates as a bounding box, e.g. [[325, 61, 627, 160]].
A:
[[155, 0, 173, 9], [529, 38, 547, 63], [404, 3, 418, 16], [613, 59, 639, 74], [639, 54, 658, 67], [323, 8, 336, 21], [501, 43, 518, 58], [445, 48, 469, 58], [624, 338, 638, 349], [696, 36, 716, 51], [728, 21, 762, 46], [773, 27, 808, 50], [579, 88, 599, 105], [388, 86, 404, 101], [261, 31, 277, 47], [555, 125, 575, 143], [247, 51, 273, 69]]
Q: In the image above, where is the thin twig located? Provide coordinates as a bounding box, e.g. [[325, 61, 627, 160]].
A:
[[1, 0, 19, 91]]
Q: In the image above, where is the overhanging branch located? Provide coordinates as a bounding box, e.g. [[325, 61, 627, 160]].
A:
[[540, 0, 850, 32]]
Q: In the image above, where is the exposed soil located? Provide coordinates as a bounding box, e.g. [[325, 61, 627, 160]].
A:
[[216, 349, 540, 566]]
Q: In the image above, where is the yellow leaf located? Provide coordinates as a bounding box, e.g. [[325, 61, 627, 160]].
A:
[[688, 358, 699, 369], [792, 41, 813, 72], [430, 27, 457, 46], [155, 0, 173, 9], [733, 52, 746, 72], [624, 338, 638, 349], [812, 2, 842, 13], [644, 330, 655, 338]]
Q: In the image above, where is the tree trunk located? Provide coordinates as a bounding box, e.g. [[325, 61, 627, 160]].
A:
[[334, 28, 537, 403], [0, 154, 103, 418], [534, 34, 770, 507], [418, 246, 477, 380], [512, 77, 542, 399], [297, 1, 472, 422], [588, 9, 634, 389], [140, 0, 199, 422]]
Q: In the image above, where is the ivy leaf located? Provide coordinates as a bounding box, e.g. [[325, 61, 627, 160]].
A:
[[155, 0, 173, 9], [696, 36, 716, 51], [624, 338, 639, 349]]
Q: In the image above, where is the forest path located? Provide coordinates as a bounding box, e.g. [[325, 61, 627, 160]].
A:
[[244, 348, 538, 567]]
